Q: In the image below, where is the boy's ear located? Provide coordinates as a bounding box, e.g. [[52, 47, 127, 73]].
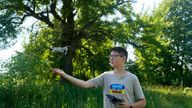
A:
[[123, 56, 126, 63]]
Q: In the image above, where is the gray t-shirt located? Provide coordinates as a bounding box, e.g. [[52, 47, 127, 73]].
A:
[[89, 71, 145, 108]]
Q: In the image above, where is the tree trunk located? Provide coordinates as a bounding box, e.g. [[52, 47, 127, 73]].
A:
[[58, 26, 76, 75], [58, 0, 78, 75], [60, 46, 75, 76]]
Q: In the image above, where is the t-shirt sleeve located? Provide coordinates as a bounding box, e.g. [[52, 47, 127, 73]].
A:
[[89, 72, 106, 88], [133, 76, 145, 100]]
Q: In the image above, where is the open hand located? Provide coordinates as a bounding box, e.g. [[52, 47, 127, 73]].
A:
[[116, 100, 130, 108], [50, 68, 65, 75]]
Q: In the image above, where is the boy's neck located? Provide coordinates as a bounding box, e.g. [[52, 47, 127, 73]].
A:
[[114, 68, 125, 74]]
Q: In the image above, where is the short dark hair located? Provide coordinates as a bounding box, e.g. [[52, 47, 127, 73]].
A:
[[110, 46, 128, 61]]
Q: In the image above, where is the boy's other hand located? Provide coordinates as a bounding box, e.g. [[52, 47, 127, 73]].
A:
[[116, 100, 130, 108]]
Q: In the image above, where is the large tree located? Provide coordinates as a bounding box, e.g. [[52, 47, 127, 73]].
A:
[[0, 0, 134, 74], [164, 0, 192, 86], [134, 0, 192, 86]]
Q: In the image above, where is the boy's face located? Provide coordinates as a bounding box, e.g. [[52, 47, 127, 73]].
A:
[[109, 51, 125, 68]]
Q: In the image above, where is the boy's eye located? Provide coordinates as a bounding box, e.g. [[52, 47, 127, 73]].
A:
[[109, 55, 121, 59]]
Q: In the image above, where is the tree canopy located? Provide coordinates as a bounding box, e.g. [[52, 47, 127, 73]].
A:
[[1, 0, 192, 86], [0, 0, 135, 74], [134, 0, 192, 86]]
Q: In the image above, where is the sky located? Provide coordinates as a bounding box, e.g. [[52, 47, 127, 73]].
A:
[[0, 0, 162, 61], [133, 0, 162, 13], [128, 0, 162, 60], [0, 17, 37, 60]]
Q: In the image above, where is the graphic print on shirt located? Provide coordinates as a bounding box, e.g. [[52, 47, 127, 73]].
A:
[[109, 84, 125, 94]]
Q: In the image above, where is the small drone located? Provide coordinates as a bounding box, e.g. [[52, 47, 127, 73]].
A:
[[51, 46, 71, 55]]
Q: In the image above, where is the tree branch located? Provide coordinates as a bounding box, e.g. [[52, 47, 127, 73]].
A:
[[23, 5, 54, 28], [77, 18, 98, 38], [32, 0, 36, 11], [80, 46, 94, 56], [126, 39, 140, 49], [50, 0, 64, 24]]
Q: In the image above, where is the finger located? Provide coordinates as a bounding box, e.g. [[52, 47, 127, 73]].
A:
[[50, 68, 58, 74], [117, 102, 123, 105], [50, 68, 55, 71], [116, 104, 123, 108], [117, 105, 124, 108]]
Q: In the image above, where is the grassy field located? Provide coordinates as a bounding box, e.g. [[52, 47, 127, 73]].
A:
[[0, 81, 192, 108], [144, 85, 192, 108]]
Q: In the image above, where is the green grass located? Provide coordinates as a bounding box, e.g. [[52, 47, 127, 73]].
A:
[[144, 85, 192, 108], [0, 80, 192, 108], [0, 82, 103, 108], [45, 83, 103, 108]]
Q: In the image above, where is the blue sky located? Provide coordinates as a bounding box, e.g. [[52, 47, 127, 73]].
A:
[[0, 0, 162, 61]]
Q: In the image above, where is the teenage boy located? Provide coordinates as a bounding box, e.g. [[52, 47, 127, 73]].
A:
[[51, 46, 146, 108]]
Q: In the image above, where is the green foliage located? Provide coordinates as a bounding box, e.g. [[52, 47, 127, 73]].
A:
[[1, 76, 192, 108], [73, 38, 113, 79], [46, 83, 103, 108], [133, 0, 192, 86], [1, 1, 192, 107], [3, 21, 112, 81], [0, 0, 137, 75], [164, 0, 192, 86], [0, 0, 23, 49], [4, 27, 54, 85], [0, 73, 103, 108], [144, 85, 192, 108]]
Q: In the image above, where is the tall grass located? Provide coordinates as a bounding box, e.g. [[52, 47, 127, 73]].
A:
[[0, 78, 192, 108], [45, 83, 103, 108], [144, 85, 192, 108], [0, 80, 103, 108]]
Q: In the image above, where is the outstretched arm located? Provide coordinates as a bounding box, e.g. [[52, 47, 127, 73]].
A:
[[50, 68, 95, 88]]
